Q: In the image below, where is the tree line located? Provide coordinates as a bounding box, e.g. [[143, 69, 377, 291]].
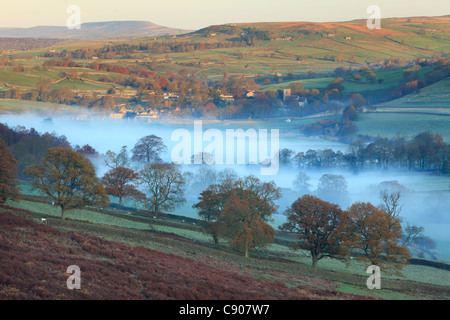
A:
[[280, 131, 450, 174], [0, 125, 185, 220], [43, 40, 249, 60]]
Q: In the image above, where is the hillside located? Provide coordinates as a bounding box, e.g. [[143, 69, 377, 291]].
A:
[[0, 16, 449, 139], [0, 21, 190, 40], [0, 203, 371, 300], [184, 16, 450, 70], [375, 78, 450, 114], [2, 193, 450, 301]]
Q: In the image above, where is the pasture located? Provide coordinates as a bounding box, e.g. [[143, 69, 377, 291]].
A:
[[356, 112, 450, 142]]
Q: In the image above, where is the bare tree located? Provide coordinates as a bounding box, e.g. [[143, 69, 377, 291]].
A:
[[377, 180, 407, 220], [379, 189, 403, 219], [131, 135, 167, 165], [139, 163, 185, 214], [292, 171, 311, 195], [402, 223, 424, 246]]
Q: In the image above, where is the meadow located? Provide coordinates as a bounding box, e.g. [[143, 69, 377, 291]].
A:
[[375, 78, 450, 113]]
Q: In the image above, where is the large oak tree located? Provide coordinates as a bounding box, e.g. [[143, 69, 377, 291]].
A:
[[0, 138, 21, 204], [347, 202, 410, 272], [281, 195, 351, 268], [102, 166, 143, 205], [194, 174, 281, 257], [24, 147, 109, 220]]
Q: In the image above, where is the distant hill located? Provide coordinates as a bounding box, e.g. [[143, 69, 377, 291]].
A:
[[0, 21, 190, 40]]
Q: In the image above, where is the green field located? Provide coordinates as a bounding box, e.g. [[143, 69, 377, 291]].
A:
[[376, 78, 450, 112], [3, 17, 449, 91], [356, 112, 450, 142]]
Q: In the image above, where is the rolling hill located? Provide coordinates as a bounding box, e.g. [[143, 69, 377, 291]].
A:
[[375, 78, 450, 114]]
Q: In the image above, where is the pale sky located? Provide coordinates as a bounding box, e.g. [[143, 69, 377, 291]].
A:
[[0, 0, 448, 30]]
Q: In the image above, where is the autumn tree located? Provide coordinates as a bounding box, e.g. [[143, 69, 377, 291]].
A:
[[24, 147, 109, 220], [131, 134, 167, 165], [193, 188, 223, 245], [102, 166, 143, 205], [193, 175, 281, 257], [9, 130, 71, 176], [139, 163, 185, 214], [0, 138, 21, 204], [327, 77, 345, 93], [342, 105, 358, 121], [349, 93, 366, 112], [280, 195, 351, 267], [220, 189, 275, 257], [347, 202, 410, 273], [75, 144, 99, 165]]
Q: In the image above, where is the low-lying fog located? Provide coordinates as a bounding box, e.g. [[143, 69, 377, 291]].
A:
[[2, 113, 449, 260]]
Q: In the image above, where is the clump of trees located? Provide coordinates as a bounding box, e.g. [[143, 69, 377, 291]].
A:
[[193, 175, 281, 257], [1, 124, 185, 216], [0, 123, 71, 176], [347, 202, 410, 272], [192, 172, 411, 272], [281, 195, 410, 272], [240, 28, 271, 45], [284, 131, 450, 175]]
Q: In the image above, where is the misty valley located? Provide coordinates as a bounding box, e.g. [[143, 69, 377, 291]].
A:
[[2, 113, 449, 261]]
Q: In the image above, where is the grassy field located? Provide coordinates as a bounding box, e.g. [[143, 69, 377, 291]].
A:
[[375, 78, 450, 112], [356, 112, 450, 142]]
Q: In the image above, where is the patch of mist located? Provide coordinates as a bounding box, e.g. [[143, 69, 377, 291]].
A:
[[2, 111, 449, 260]]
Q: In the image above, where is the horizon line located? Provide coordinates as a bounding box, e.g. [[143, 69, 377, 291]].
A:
[[0, 14, 448, 31]]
